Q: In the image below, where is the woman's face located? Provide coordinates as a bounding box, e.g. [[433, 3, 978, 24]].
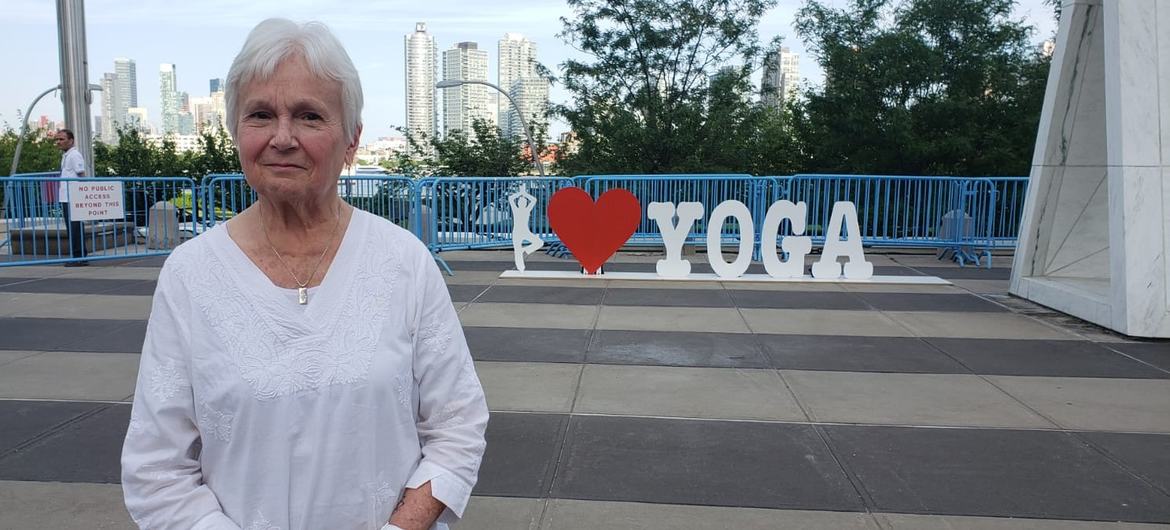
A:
[[236, 54, 360, 204]]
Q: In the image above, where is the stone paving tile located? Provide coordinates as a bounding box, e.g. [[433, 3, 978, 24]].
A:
[[476, 361, 582, 413], [988, 376, 1170, 433], [822, 425, 1170, 523], [1106, 342, 1170, 372], [459, 303, 598, 330], [727, 290, 869, 310], [0, 293, 151, 320], [464, 326, 590, 363], [552, 415, 864, 511], [0, 318, 144, 353], [0, 400, 104, 455], [926, 338, 1170, 378], [446, 284, 489, 303], [874, 513, 1170, 529], [541, 499, 879, 530], [587, 329, 769, 368], [760, 335, 969, 374], [0, 277, 157, 296], [0, 352, 138, 401], [0, 480, 134, 530], [602, 287, 734, 307], [476, 412, 568, 498], [1078, 431, 1170, 494], [597, 306, 751, 334], [722, 280, 848, 292], [852, 292, 1007, 312], [885, 311, 1077, 340], [574, 365, 806, 421], [840, 282, 964, 293], [0, 404, 127, 483], [907, 266, 1013, 280], [948, 279, 1013, 294], [460, 496, 544, 530], [441, 270, 505, 285], [783, 371, 1056, 428], [478, 285, 605, 305], [0, 351, 40, 367], [741, 309, 907, 337], [606, 279, 723, 290]]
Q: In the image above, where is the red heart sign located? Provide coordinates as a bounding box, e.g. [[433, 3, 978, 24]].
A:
[[548, 187, 641, 274]]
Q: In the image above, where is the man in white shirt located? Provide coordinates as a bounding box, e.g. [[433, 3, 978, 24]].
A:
[[55, 128, 88, 266]]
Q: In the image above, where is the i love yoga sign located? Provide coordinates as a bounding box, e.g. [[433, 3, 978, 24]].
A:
[[501, 185, 948, 285]]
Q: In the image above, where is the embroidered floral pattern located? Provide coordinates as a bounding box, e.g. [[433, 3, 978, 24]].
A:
[[243, 511, 280, 530], [177, 221, 402, 401], [394, 373, 412, 409], [419, 321, 453, 354], [149, 360, 185, 401], [197, 402, 234, 443]]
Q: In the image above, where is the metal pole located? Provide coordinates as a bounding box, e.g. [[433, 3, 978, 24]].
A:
[[56, 0, 95, 178], [437, 79, 546, 177], [8, 86, 61, 177]]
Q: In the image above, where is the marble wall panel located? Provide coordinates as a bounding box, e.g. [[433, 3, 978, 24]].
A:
[[1105, 0, 1162, 167], [1038, 1, 1107, 168]]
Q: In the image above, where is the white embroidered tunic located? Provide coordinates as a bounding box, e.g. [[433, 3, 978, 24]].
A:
[[122, 209, 489, 530]]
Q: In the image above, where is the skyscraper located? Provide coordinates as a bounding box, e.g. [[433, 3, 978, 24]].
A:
[[507, 77, 549, 140], [761, 47, 800, 107], [100, 72, 119, 142], [160, 64, 180, 134], [115, 58, 137, 108], [210, 78, 224, 94], [441, 42, 492, 138], [497, 33, 539, 137], [405, 23, 437, 146]]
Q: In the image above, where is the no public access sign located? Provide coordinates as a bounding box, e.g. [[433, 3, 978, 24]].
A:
[[68, 181, 125, 221]]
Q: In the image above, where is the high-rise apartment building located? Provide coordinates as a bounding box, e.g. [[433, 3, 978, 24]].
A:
[[115, 58, 137, 108], [100, 72, 119, 142], [497, 33, 539, 136], [405, 23, 437, 145], [761, 47, 800, 107], [98, 58, 138, 143], [160, 64, 180, 135], [441, 42, 492, 138], [507, 77, 549, 140]]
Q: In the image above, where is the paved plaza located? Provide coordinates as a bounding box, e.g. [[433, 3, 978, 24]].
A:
[[0, 249, 1168, 529]]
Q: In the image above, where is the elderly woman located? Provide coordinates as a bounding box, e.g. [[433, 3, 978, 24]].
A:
[[121, 19, 488, 530]]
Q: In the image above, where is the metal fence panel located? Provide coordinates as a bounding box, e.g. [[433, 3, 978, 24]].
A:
[[416, 177, 575, 252], [2, 175, 197, 266]]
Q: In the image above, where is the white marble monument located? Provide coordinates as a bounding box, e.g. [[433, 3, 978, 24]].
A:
[[1011, 0, 1170, 338]]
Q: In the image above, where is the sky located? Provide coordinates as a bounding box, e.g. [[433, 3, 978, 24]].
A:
[[0, 0, 1057, 143]]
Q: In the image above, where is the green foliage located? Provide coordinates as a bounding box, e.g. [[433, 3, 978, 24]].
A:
[[0, 129, 60, 175], [791, 0, 1049, 176], [394, 119, 541, 178], [554, 0, 794, 175], [91, 127, 240, 180]]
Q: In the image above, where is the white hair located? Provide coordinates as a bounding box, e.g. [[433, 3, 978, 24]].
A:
[[225, 18, 363, 144]]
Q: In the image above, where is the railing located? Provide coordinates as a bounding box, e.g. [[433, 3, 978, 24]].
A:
[[4, 172, 1029, 268], [1, 176, 196, 266], [203, 174, 415, 231], [577, 174, 771, 248], [415, 176, 574, 252]]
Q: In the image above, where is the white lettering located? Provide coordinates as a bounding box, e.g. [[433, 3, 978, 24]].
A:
[[706, 200, 754, 279], [760, 200, 812, 278], [811, 202, 873, 279], [648, 201, 704, 278]]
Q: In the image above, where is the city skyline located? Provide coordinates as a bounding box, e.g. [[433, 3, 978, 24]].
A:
[[1, 0, 1058, 143]]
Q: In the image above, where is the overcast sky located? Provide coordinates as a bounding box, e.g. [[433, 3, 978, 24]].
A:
[[1, 0, 1057, 142]]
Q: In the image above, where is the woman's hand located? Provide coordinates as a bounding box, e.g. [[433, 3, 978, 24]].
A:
[[388, 481, 445, 530]]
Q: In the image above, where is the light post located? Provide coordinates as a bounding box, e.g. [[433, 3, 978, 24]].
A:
[[435, 79, 545, 177]]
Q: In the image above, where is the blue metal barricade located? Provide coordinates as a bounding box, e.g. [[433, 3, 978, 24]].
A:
[[2, 175, 197, 266], [203, 174, 414, 229], [416, 176, 574, 253], [577, 174, 773, 251], [788, 174, 995, 263]]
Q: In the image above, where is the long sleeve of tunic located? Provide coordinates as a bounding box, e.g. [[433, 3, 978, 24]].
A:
[[121, 210, 489, 530]]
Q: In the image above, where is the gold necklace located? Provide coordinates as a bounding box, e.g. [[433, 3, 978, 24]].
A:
[[259, 200, 343, 305]]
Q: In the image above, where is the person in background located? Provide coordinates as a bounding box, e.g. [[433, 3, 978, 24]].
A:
[[120, 18, 488, 530], [55, 128, 88, 266]]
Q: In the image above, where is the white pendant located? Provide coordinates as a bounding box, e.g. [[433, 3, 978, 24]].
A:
[[298, 287, 308, 305]]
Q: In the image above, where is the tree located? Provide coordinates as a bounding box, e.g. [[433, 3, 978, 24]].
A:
[[791, 0, 1050, 176], [555, 0, 782, 175], [0, 129, 59, 175]]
